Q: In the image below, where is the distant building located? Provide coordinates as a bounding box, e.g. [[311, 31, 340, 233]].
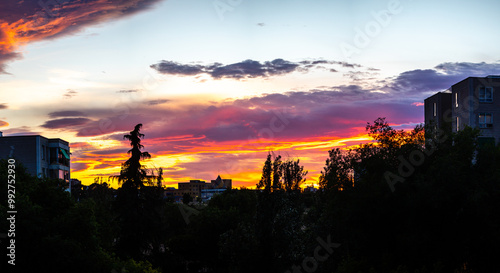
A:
[[178, 179, 209, 199], [303, 186, 318, 193], [425, 76, 500, 145], [165, 175, 233, 202], [201, 175, 232, 201], [210, 175, 232, 189], [0, 133, 71, 182]]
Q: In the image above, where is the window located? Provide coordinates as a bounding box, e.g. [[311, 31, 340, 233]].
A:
[[455, 92, 459, 107], [41, 145, 45, 160], [433, 102, 437, 117], [456, 117, 460, 131], [479, 113, 493, 128], [479, 87, 493, 102]]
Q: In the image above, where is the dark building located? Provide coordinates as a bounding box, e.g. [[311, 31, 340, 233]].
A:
[[425, 76, 500, 144], [451, 76, 500, 144], [424, 91, 452, 134], [0, 133, 71, 182], [166, 175, 233, 202], [210, 175, 232, 189]]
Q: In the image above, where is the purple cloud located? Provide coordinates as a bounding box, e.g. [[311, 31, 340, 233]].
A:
[[41, 117, 92, 129]]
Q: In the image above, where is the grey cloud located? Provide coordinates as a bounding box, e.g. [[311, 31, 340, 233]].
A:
[[41, 117, 92, 129], [150, 58, 358, 80], [49, 111, 87, 118], [149, 61, 204, 76]]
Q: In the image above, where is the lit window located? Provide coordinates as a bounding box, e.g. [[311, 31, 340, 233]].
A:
[[479, 113, 493, 128], [455, 92, 459, 107], [456, 117, 460, 131], [479, 87, 493, 102], [433, 103, 437, 117]]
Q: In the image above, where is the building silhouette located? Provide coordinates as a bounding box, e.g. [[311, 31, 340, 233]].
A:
[[164, 175, 232, 202], [424, 91, 452, 134], [425, 76, 500, 144], [0, 133, 71, 182]]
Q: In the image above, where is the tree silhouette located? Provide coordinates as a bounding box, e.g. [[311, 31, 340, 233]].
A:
[[319, 148, 352, 191], [256, 153, 272, 192], [272, 155, 282, 191], [281, 158, 307, 191], [119, 124, 151, 189], [258, 153, 307, 192]]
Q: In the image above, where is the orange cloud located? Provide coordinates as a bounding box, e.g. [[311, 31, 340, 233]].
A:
[[0, 0, 163, 73], [0, 120, 9, 127], [71, 130, 377, 189]]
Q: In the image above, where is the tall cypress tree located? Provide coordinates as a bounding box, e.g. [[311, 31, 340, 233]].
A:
[[119, 123, 151, 189]]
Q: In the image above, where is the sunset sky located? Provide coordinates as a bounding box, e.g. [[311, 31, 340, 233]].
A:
[[1, 0, 500, 188]]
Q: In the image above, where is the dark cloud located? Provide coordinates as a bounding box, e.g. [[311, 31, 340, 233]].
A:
[[257, 23, 265, 27], [0, 103, 8, 109], [0, 0, 164, 74], [49, 110, 87, 118], [151, 59, 359, 80], [149, 61, 204, 76], [435, 62, 500, 76], [89, 148, 129, 155], [41, 117, 92, 129], [389, 62, 500, 94]]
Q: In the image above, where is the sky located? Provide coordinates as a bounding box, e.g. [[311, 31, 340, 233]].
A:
[[1, 0, 500, 188]]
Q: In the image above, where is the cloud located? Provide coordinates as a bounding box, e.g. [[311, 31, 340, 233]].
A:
[[388, 61, 500, 94], [68, 61, 500, 185], [151, 59, 361, 80], [257, 23, 265, 27], [117, 89, 140, 93], [63, 89, 77, 99], [149, 61, 204, 76], [1, 126, 40, 136], [0, 120, 9, 127], [49, 110, 87, 118], [41, 117, 92, 129], [71, 162, 91, 172], [93, 163, 115, 170], [0, 0, 164, 74], [0, 103, 8, 109], [146, 99, 170, 105]]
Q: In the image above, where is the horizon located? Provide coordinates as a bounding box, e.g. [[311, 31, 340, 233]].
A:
[[1, 0, 500, 188]]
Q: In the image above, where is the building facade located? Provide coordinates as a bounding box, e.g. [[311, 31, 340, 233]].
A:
[[424, 91, 452, 134], [0, 133, 71, 182], [425, 76, 500, 144], [451, 76, 500, 144]]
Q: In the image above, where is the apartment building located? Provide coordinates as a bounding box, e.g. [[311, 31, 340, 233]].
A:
[[425, 76, 500, 145], [0, 133, 71, 182]]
